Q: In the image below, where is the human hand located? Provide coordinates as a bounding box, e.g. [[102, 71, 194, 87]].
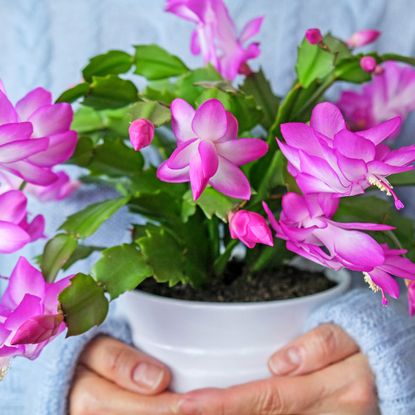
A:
[[69, 336, 182, 414], [178, 324, 379, 415]]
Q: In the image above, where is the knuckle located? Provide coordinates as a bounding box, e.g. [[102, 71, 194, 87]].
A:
[[105, 343, 132, 378], [314, 324, 338, 358], [253, 383, 284, 415]]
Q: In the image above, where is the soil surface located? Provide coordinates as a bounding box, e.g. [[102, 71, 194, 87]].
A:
[[139, 262, 336, 303]]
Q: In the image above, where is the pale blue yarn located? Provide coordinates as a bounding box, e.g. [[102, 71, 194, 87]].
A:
[[0, 1, 415, 414]]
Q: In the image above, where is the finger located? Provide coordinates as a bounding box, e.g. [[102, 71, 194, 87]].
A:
[[268, 323, 359, 376], [80, 336, 171, 395], [302, 353, 378, 415], [70, 365, 182, 415], [177, 374, 326, 415]]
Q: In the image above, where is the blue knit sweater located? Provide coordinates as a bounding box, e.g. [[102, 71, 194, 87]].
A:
[[1, 1, 415, 414]]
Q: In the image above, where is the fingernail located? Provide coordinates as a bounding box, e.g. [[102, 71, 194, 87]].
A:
[[269, 346, 301, 375], [179, 398, 202, 415], [132, 362, 164, 390]]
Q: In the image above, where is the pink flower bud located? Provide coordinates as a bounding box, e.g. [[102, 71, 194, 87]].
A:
[[305, 28, 323, 45], [129, 119, 155, 151], [229, 210, 274, 249], [347, 29, 381, 48], [360, 56, 377, 73]]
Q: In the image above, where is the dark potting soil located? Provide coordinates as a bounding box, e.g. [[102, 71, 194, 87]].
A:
[[138, 262, 336, 303]]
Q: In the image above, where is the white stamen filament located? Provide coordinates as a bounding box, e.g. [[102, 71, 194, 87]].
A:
[[368, 175, 404, 209], [368, 175, 392, 195], [363, 272, 380, 293], [0, 359, 10, 381]]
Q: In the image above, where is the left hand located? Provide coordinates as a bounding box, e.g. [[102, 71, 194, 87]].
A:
[[177, 324, 379, 415]]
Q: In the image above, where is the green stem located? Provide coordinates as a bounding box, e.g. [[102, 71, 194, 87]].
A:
[[19, 181, 27, 191], [213, 239, 238, 276], [293, 73, 337, 119]]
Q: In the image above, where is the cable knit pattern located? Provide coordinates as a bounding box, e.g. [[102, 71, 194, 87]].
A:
[[307, 288, 415, 415], [1, 1, 415, 414]]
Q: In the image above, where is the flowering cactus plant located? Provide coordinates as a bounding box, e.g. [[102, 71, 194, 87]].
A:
[[2, 0, 415, 376]]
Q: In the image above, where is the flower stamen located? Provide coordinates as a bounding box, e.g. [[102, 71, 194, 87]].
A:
[[368, 175, 404, 210], [363, 272, 380, 293]]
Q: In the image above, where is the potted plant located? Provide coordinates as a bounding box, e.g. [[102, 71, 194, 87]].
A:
[[1, 0, 415, 392]]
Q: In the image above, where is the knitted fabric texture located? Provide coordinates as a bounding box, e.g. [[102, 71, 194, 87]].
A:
[[307, 288, 415, 415]]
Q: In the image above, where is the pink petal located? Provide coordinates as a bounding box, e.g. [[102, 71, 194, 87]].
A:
[[11, 314, 63, 345], [0, 190, 27, 223], [239, 16, 264, 44], [0, 91, 18, 124], [0, 221, 30, 253], [15, 88, 52, 121], [216, 138, 268, 165], [192, 99, 227, 141], [331, 220, 394, 231], [189, 140, 218, 200], [262, 201, 280, 233], [22, 215, 46, 242], [382, 146, 415, 166], [0, 122, 33, 145], [4, 294, 42, 332], [295, 173, 347, 194], [4, 161, 58, 185], [209, 156, 251, 200], [298, 151, 348, 192], [280, 123, 328, 156], [170, 98, 196, 142], [336, 153, 368, 182], [6, 257, 45, 306], [44, 276, 72, 313], [190, 29, 201, 55], [26, 131, 77, 167], [310, 102, 346, 138], [281, 192, 311, 223], [333, 130, 376, 162], [358, 116, 401, 145], [369, 268, 400, 300], [166, 138, 198, 169], [157, 160, 189, 183], [29, 103, 73, 137], [0, 138, 49, 163], [314, 225, 384, 271], [216, 112, 239, 143]]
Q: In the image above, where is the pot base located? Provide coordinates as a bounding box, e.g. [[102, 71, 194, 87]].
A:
[[117, 269, 351, 392]]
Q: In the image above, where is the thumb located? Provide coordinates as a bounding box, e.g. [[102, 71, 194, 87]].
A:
[[80, 335, 171, 395]]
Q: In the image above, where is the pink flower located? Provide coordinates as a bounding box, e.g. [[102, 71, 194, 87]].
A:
[[157, 98, 268, 200], [263, 193, 394, 272], [27, 171, 80, 202], [408, 282, 415, 317], [0, 84, 77, 186], [229, 210, 273, 248], [346, 29, 381, 48], [305, 28, 323, 45], [129, 119, 155, 151], [360, 56, 377, 73], [362, 245, 415, 305], [0, 190, 45, 253], [0, 170, 79, 202], [337, 62, 415, 129], [278, 102, 415, 209], [166, 0, 263, 80], [0, 257, 71, 369]]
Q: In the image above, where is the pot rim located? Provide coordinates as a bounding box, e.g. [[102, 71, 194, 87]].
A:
[[126, 268, 351, 310]]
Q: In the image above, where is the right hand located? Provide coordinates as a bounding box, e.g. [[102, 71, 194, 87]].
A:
[[69, 336, 183, 414]]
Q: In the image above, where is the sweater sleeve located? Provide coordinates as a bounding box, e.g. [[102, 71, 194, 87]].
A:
[[306, 288, 415, 415], [0, 311, 132, 415]]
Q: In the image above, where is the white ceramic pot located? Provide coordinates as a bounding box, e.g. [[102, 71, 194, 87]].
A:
[[117, 269, 351, 392]]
